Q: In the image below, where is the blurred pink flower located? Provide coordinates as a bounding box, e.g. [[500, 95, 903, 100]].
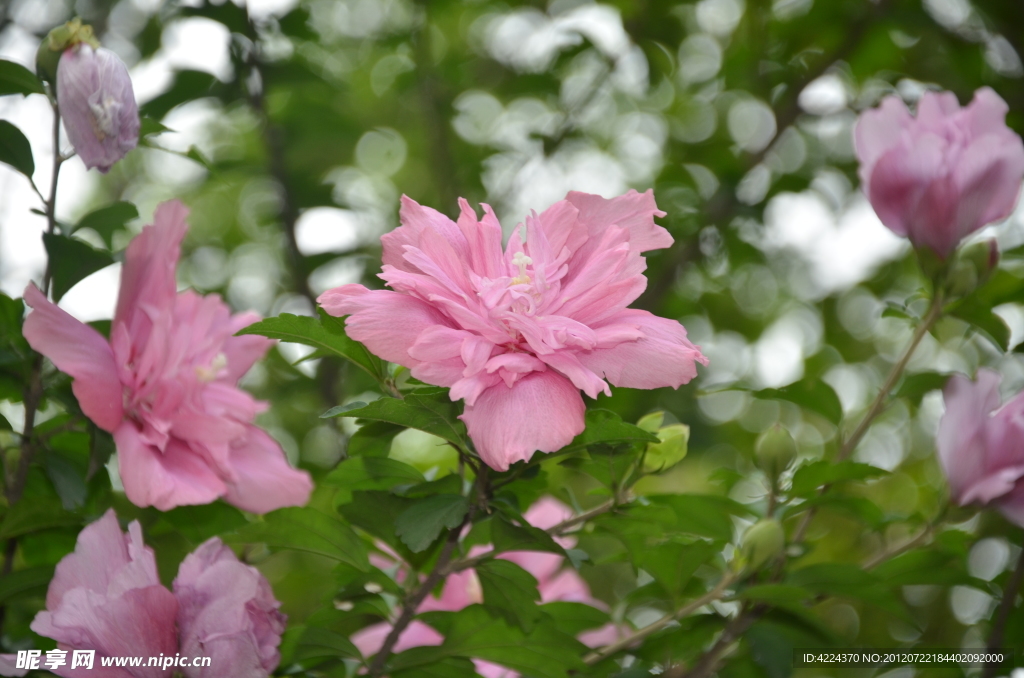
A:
[[30, 510, 179, 678], [174, 538, 287, 678], [26, 511, 286, 678], [22, 201, 311, 512], [939, 369, 1024, 525], [854, 87, 1024, 259], [57, 43, 139, 173], [319, 191, 707, 470]]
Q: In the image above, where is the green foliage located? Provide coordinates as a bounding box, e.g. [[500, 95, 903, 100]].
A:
[[326, 389, 468, 451], [0, 119, 34, 177], [229, 507, 370, 571], [72, 201, 138, 249], [42, 232, 115, 302], [395, 494, 468, 552], [475, 559, 543, 631], [0, 59, 45, 96]]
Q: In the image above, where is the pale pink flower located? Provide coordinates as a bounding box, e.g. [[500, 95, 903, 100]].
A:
[[854, 87, 1024, 259], [57, 43, 139, 173], [0, 655, 26, 677], [29, 510, 179, 678], [319, 191, 707, 470], [174, 539, 287, 678], [938, 369, 1024, 525], [22, 201, 312, 512]]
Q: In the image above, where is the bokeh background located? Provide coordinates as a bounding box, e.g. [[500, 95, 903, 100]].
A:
[[2, 0, 1024, 676]]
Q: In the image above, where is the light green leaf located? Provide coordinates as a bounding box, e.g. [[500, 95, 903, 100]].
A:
[[789, 460, 889, 496], [326, 456, 424, 505], [229, 507, 369, 570]]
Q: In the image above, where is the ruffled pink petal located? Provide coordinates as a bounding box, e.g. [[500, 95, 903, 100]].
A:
[[114, 201, 188, 333], [22, 284, 124, 432], [383, 196, 469, 273], [115, 423, 227, 511], [577, 309, 707, 390], [952, 131, 1024, 235], [457, 199, 506, 279], [854, 95, 914, 186], [915, 90, 961, 128], [224, 311, 274, 382], [564, 189, 671, 253], [221, 426, 312, 514], [460, 371, 585, 471], [317, 285, 454, 367], [938, 370, 1005, 505], [963, 87, 1012, 138]]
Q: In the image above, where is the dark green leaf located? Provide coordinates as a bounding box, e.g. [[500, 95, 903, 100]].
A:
[[949, 304, 1011, 352], [790, 460, 889, 496], [392, 658, 479, 678], [44, 452, 87, 511], [895, 371, 950, 405], [42, 233, 115, 302], [395, 494, 469, 552], [753, 381, 843, 425], [237, 311, 386, 382], [871, 549, 974, 586], [746, 622, 795, 678], [291, 625, 361, 661], [0, 566, 54, 604], [787, 563, 907, 618], [0, 119, 35, 177], [329, 390, 467, 449], [347, 421, 404, 458], [476, 559, 543, 632], [0, 59, 45, 96], [735, 584, 813, 607], [640, 541, 718, 599], [0, 495, 79, 539], [73, 201, 139, 249], [139, 116, 171, 137], [651, 494, 755, 541], [541, 601, 610, 636], [326, 456, 424, 505], [491, 515, 565, 556], [560, 409, 659, 454], [229, 507, 369, 570], [389, 605, 587, 678]]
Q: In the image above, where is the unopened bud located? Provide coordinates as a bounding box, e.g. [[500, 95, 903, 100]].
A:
[[755, 424, 797, 482], [946, 240, 1000, 298], [57, 42, 139, 172], [643, 422, 689, 472], [739, 518, 785, 571], [637, 411, 664, 433]]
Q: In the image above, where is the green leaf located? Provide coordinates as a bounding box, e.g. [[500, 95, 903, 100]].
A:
[[475, 559, 543, 632], [237, 311, 386, 382], [326, 456, 424, 505], [950, 304, 1011, 352], [291, 625, 361, 662], [0, 566, 54, 604], [895, 371, 950, 405], [787, 563, 907, 618], [789, 460, 889, 496], [0, 119, 35, 177], [541, 601, 610, 636], [392, 658, 479, 678], [640, 541, 717, 599], [73, 201, 139, 249], [395, 494, 469, 552], [347, 421, 404, 457], [650, 494, 755, 541], [491, 515, 565, 556], [560, 409, 659, 455], [44, 451, 88, 511], [229, 507, 369, 570], [754, 381, 843, 425], [328, 390, 468, 450], [0, 59, 45, 96], [389, 605, 587, 678], [139, 116, 171, 137], [735, 584, 813, 607], [42, 233, 115, 302], [0, 495, 79, 539], [871, 549, 974, 586]]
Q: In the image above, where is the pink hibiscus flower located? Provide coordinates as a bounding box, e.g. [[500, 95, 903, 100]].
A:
[[22, 201, 312, 512], [319, 191, 707, 470]]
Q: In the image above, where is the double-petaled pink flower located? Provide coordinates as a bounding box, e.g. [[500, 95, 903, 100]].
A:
[[854, 87, 1024, 259], [319, 191, 707, 470], [22, 510, 284, 678], [938, 369, 1024, 526], [22, 201, 311, 512]]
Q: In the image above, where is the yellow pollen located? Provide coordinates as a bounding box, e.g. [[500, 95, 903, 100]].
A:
[[511, 251, 532, 285], [195, 352, 228, 382]]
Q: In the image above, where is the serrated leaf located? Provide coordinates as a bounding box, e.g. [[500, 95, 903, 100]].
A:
[[0, 59, 45, 96], [238, 311, 386, 382], [476, 559, 543, 632], [389, 605, 587, 678], [790, 460, 889, 496], [326, 456, 424, 505], [73, 201, 138, 249], [229, 507, 369, 570], [328, 391, 468, 449], [491, 515, 565, 556], [0, 119, 35, 177], [42, 233, 115, 302], [754, 380, 843, 425], [395, 494, 469, 552]]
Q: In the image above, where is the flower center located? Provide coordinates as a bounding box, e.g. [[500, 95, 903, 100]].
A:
[[88, 93, 122, 139], [510, 251, 532, 285], [195, 353, 228, 383]]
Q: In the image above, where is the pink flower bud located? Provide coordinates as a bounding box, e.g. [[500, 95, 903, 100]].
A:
[[56, 43, 139, 173], [854, 88, 1024, 259]]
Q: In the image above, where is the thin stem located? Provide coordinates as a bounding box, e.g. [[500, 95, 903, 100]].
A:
[[683, 605, 763, 678], [584, 573, 738, 666], [862, 524, 934, 570], [366, 515, 470, 678], [981, 545, 1024, 678]]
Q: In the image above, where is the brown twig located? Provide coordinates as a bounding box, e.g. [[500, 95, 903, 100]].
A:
[[981, 544, 1024, 678]]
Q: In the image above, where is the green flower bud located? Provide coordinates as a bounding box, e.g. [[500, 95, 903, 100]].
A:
[[755, 424, 797, 482], [36, 18, 100, 85], [946, 239, 999, 298], [643, 423, 689, 472], [637, 411, 664, 433], [739, 518, 785, 571]]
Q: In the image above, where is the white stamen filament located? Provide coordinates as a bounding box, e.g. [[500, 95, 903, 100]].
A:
[[511, 251, 532, 285], [195, 353, 228, 382]]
